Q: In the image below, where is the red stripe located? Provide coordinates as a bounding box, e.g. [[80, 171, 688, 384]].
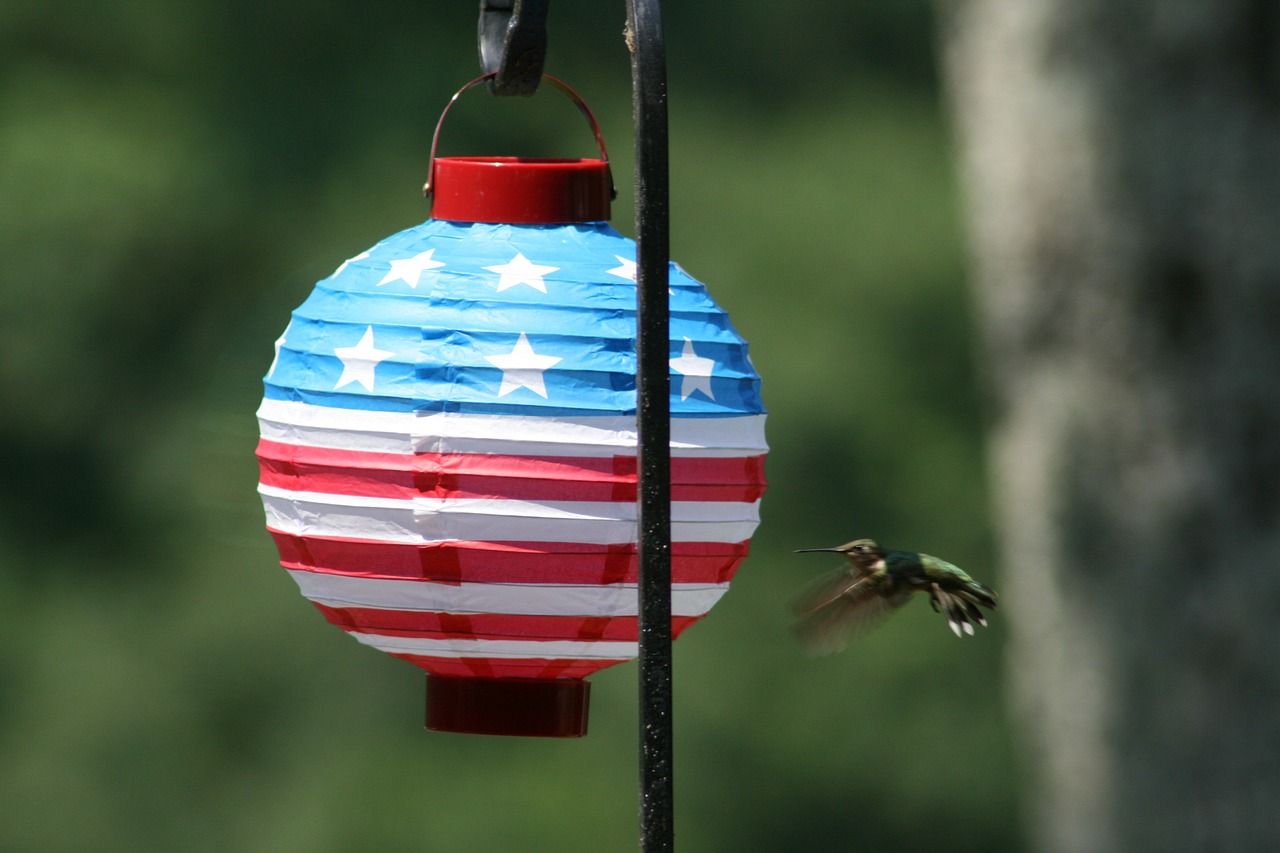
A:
[[387, 655, 626, 680], [271, 531, 748, 585], [256, 438, 766, 502], [313, 601, 700, 641]]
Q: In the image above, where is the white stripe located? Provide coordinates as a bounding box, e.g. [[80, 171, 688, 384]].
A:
[[257, 397, 768, 456], [289, 569, 729, 617], [258, 400, 413, 452], [259, 484, 761, 545], [349, 632, 637, 660]]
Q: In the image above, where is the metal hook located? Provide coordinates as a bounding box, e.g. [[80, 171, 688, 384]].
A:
[[477, 0, 550, 96]]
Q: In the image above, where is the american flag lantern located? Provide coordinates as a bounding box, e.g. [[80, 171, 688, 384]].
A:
[[256, 75, 766, 737]]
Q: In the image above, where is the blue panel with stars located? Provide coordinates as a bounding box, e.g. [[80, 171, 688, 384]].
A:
[[264, 219, 763, 418]]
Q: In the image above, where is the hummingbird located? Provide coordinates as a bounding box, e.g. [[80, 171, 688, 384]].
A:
[[792, 539, 997, 654]]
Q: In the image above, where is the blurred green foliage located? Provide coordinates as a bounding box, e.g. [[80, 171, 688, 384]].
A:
[[0, 2, 1021, 850]]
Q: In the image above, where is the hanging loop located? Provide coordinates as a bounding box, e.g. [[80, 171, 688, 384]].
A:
[[423, 72, 614, 198], [477, 0, 550, 96]]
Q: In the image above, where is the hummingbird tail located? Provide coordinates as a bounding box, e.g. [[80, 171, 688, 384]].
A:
[[930, 582, 997, 638]]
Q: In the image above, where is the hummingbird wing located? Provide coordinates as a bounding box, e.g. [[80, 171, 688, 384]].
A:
[[792, 564, 874, 616], [791, 567, 900, 655]]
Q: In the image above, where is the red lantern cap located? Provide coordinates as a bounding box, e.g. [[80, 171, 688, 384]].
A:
[[426, 675, 590, 737], [429, 156, 612, 224]]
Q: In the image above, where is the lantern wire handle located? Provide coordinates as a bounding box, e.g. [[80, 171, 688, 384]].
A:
[[627, 0, 675, 850], [477, 0, 550, 96], [422, 72, 615, 198]]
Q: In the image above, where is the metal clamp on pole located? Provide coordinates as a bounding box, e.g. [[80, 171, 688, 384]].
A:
[[477, 0, 550, 96]]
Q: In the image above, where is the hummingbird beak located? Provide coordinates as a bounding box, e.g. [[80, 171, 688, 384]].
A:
[[793, 547, 846, 554]]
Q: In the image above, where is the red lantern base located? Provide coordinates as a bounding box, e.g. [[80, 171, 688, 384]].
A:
[[425, 675, 590, 737]]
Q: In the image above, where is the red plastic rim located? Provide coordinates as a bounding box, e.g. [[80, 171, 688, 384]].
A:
[[429, 157, 612, 224], [425, 674, 591, 737]]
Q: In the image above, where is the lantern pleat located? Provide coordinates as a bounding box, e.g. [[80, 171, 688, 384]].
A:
[[258, 217, 765, 719]]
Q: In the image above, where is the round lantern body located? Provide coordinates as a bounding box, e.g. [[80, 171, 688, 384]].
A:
[[257, 157, 766, 736]]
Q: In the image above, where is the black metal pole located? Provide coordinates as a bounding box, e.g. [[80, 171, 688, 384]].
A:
[[626, 0, 673, 850]]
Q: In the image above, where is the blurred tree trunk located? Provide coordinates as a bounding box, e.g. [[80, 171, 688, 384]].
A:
[[939, 3, 1280, 851]]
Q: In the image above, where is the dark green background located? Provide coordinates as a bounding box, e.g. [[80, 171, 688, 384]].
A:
[[0, 3, 1019, 849]]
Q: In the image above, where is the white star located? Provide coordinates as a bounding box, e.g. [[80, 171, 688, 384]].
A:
[[669, 337, 716, 401], [333, 326, 395, 392], [607, 255, 636, 281], [331, 249, 371, 279], [484, 253, 559, 293], [612, 255, 675, 294], [268, 319, 293, 378], [379, 249, 445, 288], [483, 332, 563, 398]]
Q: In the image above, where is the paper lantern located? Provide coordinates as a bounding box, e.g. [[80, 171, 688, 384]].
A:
[[256, 77, 766, 737]]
